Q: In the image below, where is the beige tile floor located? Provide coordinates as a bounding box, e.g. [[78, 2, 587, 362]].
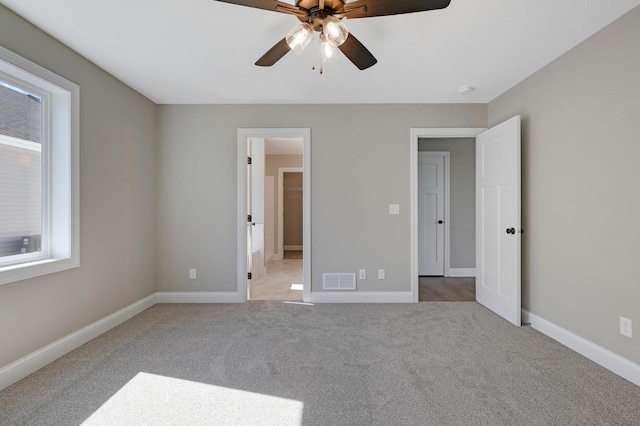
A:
[[250, 255, 303, 301]]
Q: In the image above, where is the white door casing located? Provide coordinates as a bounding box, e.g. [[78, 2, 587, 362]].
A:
[[476, 116, 521, 326], [418, 153, 447, 275]]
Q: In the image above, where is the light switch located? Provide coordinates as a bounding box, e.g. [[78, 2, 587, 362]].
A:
[[389, 204, 400, 215]]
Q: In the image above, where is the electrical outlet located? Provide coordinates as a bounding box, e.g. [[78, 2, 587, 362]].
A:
[[359, 269, 366, 280], [620, 317, 632, 338], [189, 269, 197, 280], [378, 269, 385, 279]]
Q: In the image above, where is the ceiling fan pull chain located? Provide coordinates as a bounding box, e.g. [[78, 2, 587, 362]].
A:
[[311, 32, 317, 70]]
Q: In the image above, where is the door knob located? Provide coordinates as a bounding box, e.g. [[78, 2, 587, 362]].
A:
[[506, 228, 515, 234], [438, 220, 444, 224]]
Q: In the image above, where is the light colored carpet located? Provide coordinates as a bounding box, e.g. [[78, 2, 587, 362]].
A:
[[82, 372, 303, 425], [1, 302, 639, 425]]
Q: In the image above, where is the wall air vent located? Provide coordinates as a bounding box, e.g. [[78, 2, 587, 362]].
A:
[[322, 273, 356, 290]]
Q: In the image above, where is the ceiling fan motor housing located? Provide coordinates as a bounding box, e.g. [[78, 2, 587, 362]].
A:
[[307, 8, 338, 31]]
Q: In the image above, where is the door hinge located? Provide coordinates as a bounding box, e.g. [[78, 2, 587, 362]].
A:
[[247, 214, 252, 222], [248, 272, 252, 280], [247, 156, 252, 165]]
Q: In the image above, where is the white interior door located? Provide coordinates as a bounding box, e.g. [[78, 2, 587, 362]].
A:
[[418, 153, 445, 275], [476, 116, 521, 326], [246, 143, 253, 300], [250, 138, 265, 277]]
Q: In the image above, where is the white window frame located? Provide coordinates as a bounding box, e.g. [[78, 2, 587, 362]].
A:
[[0, 45, 79, 285]]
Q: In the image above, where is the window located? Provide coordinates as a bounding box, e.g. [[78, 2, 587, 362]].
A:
[[0, 45, 79, 285], [0, 81, 44, 261]]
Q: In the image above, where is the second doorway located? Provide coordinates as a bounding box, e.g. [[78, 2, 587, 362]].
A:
[[250, 139, 305, 301]]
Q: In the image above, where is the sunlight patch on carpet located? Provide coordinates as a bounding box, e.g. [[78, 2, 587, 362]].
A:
[[82, 372, 303, 425], [290, 284, 303, 291]]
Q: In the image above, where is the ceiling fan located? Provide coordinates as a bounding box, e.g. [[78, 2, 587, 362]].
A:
[[213, 0, 452, 70]]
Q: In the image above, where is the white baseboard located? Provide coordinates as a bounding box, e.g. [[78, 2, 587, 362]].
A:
[[156, 292, 242, 303], [0, 291, 245, 391], [0, 294, 157, 392], [283, 245, 303, 251], [310, 291, 413, 303], [522, 309, 640, 387], [448, 268, 476, 277]]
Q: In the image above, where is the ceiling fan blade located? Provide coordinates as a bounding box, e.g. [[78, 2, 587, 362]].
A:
[[212, 0, 307, 17], [339, 0, 451, 19], [337, 33, 377, 70], [255, 38, 291, 66]]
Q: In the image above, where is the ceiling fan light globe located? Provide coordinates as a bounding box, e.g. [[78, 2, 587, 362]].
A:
[[286, 23, 313, 54], [323, 16, 348, 47], [320, 35, 340, 63]]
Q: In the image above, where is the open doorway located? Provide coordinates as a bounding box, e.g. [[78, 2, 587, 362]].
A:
[[411, 120, 522, 323], [411, 128, 485, 302], [418, 140, 475, 301], [252, 160, 304, 301], [237, 129, 310, 303]]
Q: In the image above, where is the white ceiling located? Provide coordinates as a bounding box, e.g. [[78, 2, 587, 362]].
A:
[[2, 0, 639, 104]]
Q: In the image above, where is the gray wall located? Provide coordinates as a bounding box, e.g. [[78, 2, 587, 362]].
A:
[[489, 6, 640, 364], [156, 104, 486, 293], [418, 138, 475, 269], [0, 6, 157, 368]]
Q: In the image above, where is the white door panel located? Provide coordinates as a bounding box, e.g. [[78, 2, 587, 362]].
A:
[[423, 163, 438, 187], [476, 116, 521, 326], [250, 138, 265, 277], [418, 154, 445, 275], [246, 142, 253, 300], [420, 193, 438, 265]]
